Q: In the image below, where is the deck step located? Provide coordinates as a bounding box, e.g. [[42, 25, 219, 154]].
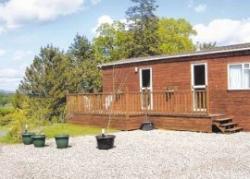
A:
[[225, 127, 243, 133], [220, 122, 237, 127], [213, 118, 232, 123], [212, 115, 242, 134]]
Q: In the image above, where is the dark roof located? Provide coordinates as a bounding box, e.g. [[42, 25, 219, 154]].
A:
[[100, 43, 250, 68]]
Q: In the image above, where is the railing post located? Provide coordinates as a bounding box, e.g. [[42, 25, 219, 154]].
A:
[[206, 86, 209, 114], [125, 87, 129, 119]]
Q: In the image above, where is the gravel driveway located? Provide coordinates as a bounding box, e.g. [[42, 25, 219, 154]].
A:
[[1, 130, 250, 179]]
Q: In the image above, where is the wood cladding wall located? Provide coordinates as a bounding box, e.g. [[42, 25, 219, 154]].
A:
[[102, 53, 250, 131]]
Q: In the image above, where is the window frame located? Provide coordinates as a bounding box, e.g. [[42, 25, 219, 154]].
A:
[[191, 63, 208, 89], [228, 63, 250, 90]]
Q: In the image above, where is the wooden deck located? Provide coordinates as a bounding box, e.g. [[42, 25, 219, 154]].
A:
[[66, 90, 216, 132], [67, 90, 208, 114]]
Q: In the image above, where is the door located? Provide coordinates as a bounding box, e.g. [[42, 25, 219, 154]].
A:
[[140, 68, 153, 110], [191, 63, 208, 111]]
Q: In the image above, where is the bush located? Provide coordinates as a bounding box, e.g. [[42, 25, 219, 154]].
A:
[[0, 107, 14, 125]]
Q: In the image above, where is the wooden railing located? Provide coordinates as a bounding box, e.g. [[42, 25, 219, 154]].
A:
[[67, 90, 208, 114]]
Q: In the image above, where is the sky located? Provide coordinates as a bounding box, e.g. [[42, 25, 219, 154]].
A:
[[0, 0, 250, 91]]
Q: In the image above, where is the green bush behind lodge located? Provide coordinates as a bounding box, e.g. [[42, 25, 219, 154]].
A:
[[0, 0, 214, 142]]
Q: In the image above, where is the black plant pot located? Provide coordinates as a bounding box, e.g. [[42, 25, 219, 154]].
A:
[[55, 135, 69, 149], [32, 135, 46, 148], [96, 135, 115, 150], [140, 122, 154, 131], [22, 132, 35, 145]]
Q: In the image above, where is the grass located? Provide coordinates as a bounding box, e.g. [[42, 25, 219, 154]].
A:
[[43, 123, 116, 138], [0, 123, 117, 144]]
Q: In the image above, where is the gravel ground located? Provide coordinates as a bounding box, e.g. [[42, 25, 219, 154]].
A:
[[1, 130, 250, 179]]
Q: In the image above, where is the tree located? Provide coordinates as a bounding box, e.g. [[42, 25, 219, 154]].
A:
[[19, 45, 74, 119], [68, 34, 93, 64], [69, 34, 101, 92], [126, 0, 159, 57], [156, 18, 196, 54], [198, 42, 217, 50], [93, 21, 133, 63]]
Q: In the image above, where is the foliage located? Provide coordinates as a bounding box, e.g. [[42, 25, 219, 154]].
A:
[[69, 34, 101, 92], [198, 42, 217, 50], [93, 22, 133, 62], [126, 0, 159, 57], [18, 46, 75, 119], [68, 34, 93, 63], [157, 18, 196, 54], [0, 108, 14, 125], [5, 108, 28, 143], [0, 92, 13, 107]]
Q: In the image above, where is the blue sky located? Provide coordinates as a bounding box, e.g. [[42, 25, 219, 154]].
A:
[[0, 0, 250, 91]]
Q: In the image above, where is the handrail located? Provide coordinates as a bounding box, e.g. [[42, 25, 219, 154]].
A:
[[67, 90, 208, 114]]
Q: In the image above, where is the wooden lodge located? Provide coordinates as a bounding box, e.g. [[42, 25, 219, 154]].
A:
[[67, 43, 250, 133]]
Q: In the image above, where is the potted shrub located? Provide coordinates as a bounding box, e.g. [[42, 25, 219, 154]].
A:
[[32, 134, 46, 147], [96, 129, 115, 150], [54, 111, 70, 149], [22, 125, 35, 145], [55, 134, 69, 149], [22, 131, 35, 145], [32, 127, 46, 148]]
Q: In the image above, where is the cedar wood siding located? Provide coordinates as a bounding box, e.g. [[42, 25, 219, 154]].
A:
[[101, 53, 250, 131], [102, 60, 192, 92]]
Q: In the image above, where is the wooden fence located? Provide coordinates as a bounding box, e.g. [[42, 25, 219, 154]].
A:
[[67, 90, 208, 114]]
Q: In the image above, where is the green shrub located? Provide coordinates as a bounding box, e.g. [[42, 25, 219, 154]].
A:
[[0, 107, 14, 126]]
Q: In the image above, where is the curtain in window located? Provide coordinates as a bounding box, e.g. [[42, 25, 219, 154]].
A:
[[229, 65, 242, 89]]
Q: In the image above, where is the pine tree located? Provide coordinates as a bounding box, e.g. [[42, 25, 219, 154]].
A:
[[126, 0, 159, 57]]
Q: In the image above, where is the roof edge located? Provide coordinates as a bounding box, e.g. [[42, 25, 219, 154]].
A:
[[100, 46, 250, 68]]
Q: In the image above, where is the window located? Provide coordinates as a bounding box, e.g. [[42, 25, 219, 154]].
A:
[[142, 69, 151, 88], [228, 63, 250, 90], [194, 65, 205, 86]]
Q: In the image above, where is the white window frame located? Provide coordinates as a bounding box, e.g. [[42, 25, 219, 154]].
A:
[[191, 63, 208, 89], [228, 63, 250, 90], [139, 67, 153, 109]]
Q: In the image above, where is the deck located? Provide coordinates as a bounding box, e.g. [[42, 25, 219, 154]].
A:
[[66, 90, 217, 132]]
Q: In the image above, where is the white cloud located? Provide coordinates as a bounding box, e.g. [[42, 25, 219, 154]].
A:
[[0, 48, 6, 56], [91, 0, 101, 5], [194, 4, 207, 13], [0, 68, 22, 79], [92, 15, 114, 33], [12, 50, 33, 61], [0, 66, 27, 91], [192, 18, 250, 46], [0, 77, 21, 91], [188, 1, 207, 13], [0, 0, 85, 30]]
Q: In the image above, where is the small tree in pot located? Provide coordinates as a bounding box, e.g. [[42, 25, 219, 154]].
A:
[[54, 108, 70, 149]]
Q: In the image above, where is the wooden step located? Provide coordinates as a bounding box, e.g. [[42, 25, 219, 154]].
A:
[[213, 118, 232, 123], [220, 122, 237, 127], [225, 127, 243, 133]]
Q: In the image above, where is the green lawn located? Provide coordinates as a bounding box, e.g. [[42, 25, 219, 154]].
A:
[[0, 123, 117, 144], [43, 123, 116, 138]]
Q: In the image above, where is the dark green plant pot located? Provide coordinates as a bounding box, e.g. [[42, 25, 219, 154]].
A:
[[55, 135, 69, 149], [22, 132, 35, 145], [32, 135, 46, 148]]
